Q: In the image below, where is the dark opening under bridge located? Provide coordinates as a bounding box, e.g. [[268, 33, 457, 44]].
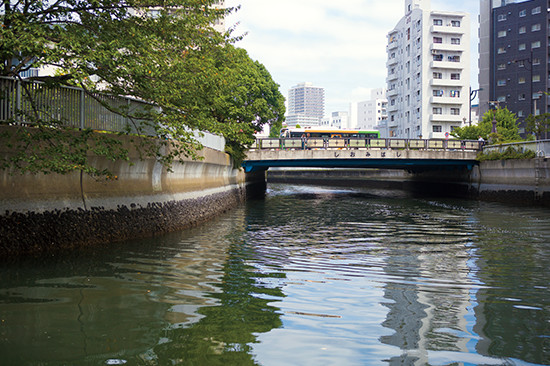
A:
[[242, 138, 481, 173]]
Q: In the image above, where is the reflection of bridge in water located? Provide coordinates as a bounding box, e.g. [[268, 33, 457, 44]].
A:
[[243, 138, 481, 173]]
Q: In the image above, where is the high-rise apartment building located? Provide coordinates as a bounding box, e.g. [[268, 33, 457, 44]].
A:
[[386, 0, 470, 139], [479, 0, 548, 133], [286, 82, 325, 127]]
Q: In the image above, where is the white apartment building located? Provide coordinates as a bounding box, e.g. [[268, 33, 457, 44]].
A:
[[355, 88, 388, 132], [386, 0, 470, 139], [286, 82, 325, 127]]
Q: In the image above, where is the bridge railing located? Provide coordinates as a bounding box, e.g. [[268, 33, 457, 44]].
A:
[[250, 138, 482, 151]]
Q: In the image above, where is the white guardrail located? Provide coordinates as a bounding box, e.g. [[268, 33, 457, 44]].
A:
[[250, 138, 483, 151], [482, 140, 550, 158]]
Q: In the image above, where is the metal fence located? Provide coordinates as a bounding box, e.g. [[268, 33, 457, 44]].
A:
[[482, 140, 550, 158], [0, 76, 225, 151]]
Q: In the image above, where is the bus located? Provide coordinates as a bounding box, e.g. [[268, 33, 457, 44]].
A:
[[280, 128, 380, 139]]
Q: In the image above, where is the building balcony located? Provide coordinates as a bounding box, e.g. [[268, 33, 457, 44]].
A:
[[430, 43, 465, 53], [430, 60, 465, 70], [387, 57, 398, 66], [430, 25, 463, 35], [386, 73, 398, 82], [387, 41, 399, 50], [430, 114, 464, 123], [387, 104, 399, 112], [387, 88, 399, 97], [430, 96, 464, 105], [430, 79, 464, 87]]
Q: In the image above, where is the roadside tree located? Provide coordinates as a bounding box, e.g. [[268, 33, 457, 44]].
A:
[[451, 107, 521, 143], [525, 113, 550, 140], [0, 0, 285, 176]]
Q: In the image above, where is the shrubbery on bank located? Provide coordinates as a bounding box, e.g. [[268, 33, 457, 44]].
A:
[[477, 147, 536, 161]]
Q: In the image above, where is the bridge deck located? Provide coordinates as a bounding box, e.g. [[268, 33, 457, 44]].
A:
[[244, 145, 479, 172]]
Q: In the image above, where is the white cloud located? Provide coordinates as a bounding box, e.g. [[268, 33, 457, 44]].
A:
[[225, 0, 479, 115]]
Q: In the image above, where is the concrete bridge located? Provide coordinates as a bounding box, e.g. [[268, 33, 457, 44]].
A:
[[243, 138, 481, 173]]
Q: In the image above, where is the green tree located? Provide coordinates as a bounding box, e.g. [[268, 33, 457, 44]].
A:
[[0, 0, 285, 176], [451, 107, 521, 143], [525, 113, 550, 140]]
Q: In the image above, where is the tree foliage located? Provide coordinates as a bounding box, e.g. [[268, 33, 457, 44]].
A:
[[451, 107, 521, 143], [525, 113, 550, 140], [0, 0, 285, 176]]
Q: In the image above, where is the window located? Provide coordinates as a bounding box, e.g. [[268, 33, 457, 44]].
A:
[[533, 58, 541, 65], [451, 73, 460, 80], [433, 107, 442, 114], [532, 41, 541, 49], [532, 23, 541, 32], [519, 43, 526, 51], [498, 30, 507, 38], [532, 6, 541, 14], [451, 38, 460, 45], [433, 90, 444, 97], [497, 63, 507, 70], [497, 96, 506, 103], [519, 93, 526, 101], [533, 74, 541, 82], [433, 37, 443, 43], [448, 55, 460, 62], [519, 26, 526, 34], [519, 9, 526, 17], [450, 90, 460, 98], [451, 20, 460, 27], [518, 110, 524, 117], [498, 14, 506, 21], [451, 108, 460, 115], [498, 47, 506, 54], [433, 125, 442, 132], [433, 54, 443, 61], [433, 72, 442, 79], [497, 79, 506, 86], [433, 19, 442, 26], [519, 77, 526, 84]]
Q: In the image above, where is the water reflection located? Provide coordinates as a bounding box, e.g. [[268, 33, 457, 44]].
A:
[[0, 184, 549, 365], [0, 212, 284, 365]]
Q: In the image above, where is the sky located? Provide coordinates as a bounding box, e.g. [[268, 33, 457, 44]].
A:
[[224, 0, 480, 117]]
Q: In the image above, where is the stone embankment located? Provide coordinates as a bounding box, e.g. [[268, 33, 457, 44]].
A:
[[0, 128, 265, 256]]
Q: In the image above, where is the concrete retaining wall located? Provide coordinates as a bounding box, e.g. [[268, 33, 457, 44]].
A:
[[471, 159, 550, 205], [0, 128, 265, 256], [268, 159, 550, 206]]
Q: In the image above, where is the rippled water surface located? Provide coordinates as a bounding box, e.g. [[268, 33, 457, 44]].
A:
[[0, 184, 549, 365]]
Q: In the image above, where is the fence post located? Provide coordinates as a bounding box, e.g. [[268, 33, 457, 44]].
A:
[[80, 89, 85, 130], [15, 79, 21, 123]]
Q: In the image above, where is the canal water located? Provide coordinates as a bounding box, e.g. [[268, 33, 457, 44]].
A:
[[0, 184, 549, 365]]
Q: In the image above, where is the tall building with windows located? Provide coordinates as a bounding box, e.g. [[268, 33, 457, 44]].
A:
[[354, 88, 388, 132], [386, 0, 470, 139], [286, 82, 325, 127], [479, 0, 548, 133]]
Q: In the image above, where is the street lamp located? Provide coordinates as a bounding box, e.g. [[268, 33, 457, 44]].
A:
[[469, 87, 482, 126], [488, 101, 499, 135]]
